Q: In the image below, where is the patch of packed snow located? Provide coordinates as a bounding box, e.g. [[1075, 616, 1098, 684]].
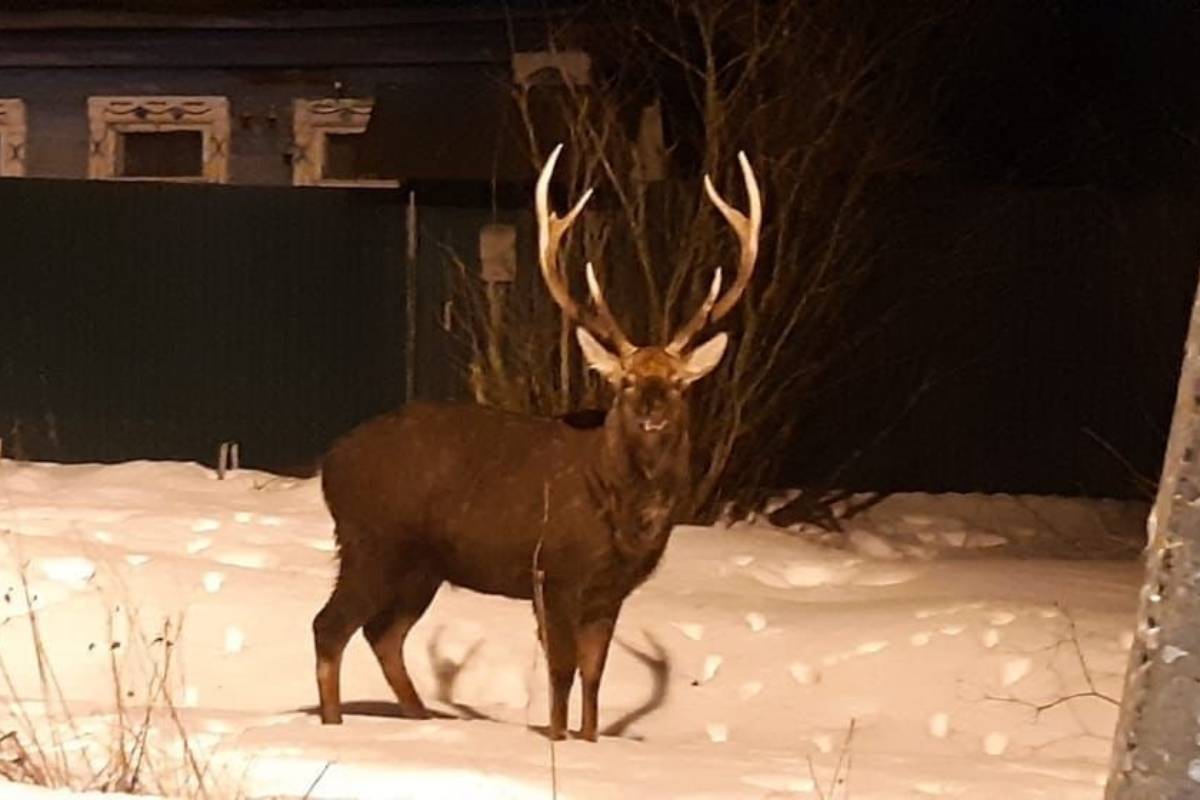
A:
[[0, 459, 1144, 798]]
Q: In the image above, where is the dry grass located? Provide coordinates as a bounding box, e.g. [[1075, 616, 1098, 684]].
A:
[[0, 552, 213, 796], [807, 718, 856, 800]]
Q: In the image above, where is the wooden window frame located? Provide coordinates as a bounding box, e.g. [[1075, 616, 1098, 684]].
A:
[[88, 96, 229, 183], [292, 98, 399, 188], [0, 99, 27, 177]]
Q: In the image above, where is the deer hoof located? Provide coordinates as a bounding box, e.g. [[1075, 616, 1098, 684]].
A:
[[402, 705, 431, 720]]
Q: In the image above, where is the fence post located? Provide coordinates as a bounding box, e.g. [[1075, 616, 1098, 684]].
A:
[[216, 440, 240, 480]]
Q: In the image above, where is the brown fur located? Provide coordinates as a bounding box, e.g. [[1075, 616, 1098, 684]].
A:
[[314, 144, 758, 740], [313, 379, 695, 741]]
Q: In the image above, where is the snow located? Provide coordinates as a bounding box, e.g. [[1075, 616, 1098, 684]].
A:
[[0, 459, 1146, 798]]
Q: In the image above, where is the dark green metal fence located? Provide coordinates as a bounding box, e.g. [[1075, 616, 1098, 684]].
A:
[[0, 176, 1196, 497], [0, 178, 433, 469]]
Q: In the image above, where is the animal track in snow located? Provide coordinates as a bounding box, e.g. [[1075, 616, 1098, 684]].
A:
[[745, 612, 767, 632], [928, 712, 950, 738], [224, 626, 245, 654], [983, 731, 1009, 756], [257, 515, 284, 527], [705, 722, 728, 743], [981, 628, 1001, 648], [939, 624, 966, 636], [916, 602, 983, 620], [731, 554, 754, 567], [988, 610, 1016, 626], [812, 733, 834, 754], [186, 537, 213, 555], [92, 530, 113, 543], [788, 661, 820, 685], [202, 571, 224, 593], [38, 557, 95, 585], [234, 512, 254, 523], [783, 563, 836, 588], [191, 518, 221, 533], [700, 654, 722, 683], [820, 639, 889, 667], [124, 554, 150, 566], [673, 622, 704, 641], [737, 681, 763, 700], [910, 631, 932, 646], [307, 538, 336, 553], [1001, 657, 1032, 687]]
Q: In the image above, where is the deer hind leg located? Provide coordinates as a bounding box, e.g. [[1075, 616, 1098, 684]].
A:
[[576, 617, 616, 742], [363, 569, 441, 719], [312, 528, 398, 725], [313, 582, 371, 725]]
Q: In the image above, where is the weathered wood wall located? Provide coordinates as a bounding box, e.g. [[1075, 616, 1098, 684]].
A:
[[0, 8, 549, 184]]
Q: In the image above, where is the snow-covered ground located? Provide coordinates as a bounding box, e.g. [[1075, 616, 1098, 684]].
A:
[[0, 460, 1146, 799]]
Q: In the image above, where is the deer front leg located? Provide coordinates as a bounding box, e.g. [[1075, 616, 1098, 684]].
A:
[[577, 617, 616, 742], [537, 593, 580, 741]]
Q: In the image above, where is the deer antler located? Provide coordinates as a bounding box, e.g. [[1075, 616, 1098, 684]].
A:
[[666, 151, 762, 354], [536, 144, 635, 354]]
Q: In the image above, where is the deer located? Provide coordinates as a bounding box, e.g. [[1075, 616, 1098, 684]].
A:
[[313, 144, 761, 741]]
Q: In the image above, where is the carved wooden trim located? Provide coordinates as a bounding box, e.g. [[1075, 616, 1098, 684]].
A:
[[292, 97, 398, 188], [87, 95, 229, 183], [0, 99, 27, 177]]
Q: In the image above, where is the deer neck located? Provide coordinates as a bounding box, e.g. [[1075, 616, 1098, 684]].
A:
[[598, 410, 690, 559]]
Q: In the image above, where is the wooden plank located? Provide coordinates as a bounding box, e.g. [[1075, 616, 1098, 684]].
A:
[[0, 4, 571, 31], [0, 25, 530, 67]]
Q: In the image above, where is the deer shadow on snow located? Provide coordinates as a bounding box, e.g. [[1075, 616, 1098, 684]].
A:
[[300, 626, 671, 741]]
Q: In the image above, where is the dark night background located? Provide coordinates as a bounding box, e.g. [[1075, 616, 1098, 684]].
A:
[[817, 0, 1200, 497], [0, 0, 1197, 502]]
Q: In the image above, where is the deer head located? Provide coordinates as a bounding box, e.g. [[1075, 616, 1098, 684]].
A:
[[536, 144, 762, 447]]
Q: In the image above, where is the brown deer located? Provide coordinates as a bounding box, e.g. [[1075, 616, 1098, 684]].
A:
[[313, 144, 761, 741]]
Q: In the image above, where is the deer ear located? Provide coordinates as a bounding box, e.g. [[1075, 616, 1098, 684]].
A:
[[679, 332, 729, 384], [576, 328, 623, 383]]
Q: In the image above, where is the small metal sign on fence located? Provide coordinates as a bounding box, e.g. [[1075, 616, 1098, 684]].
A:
[[479, 223, 517, 283]]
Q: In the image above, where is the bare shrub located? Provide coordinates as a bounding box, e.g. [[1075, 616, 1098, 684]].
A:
[[452, 0, 972, 517]]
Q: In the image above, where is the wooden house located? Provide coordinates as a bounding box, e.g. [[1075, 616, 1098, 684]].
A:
[[0, 2, 585, 188]]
